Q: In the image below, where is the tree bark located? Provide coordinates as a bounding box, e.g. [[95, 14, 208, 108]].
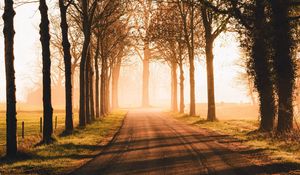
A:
[[188, 47, 195, 116], [85, 51, 91, 124], [79, 0, 90, 127], [201, 5, 217, 121], [79, 57, 86, 126], [179, 59, 185, 114], [112, 60, 121, 109], [171, 62, 178, 112], [39, 0, 53, 143], [3, 0, 17, 157], [59, 0, 73, 133], [94, 36, 100, 118], [100, 40, 107, 116], [182, 4, 196, 116], [142, 42, 150, 107], [252, 0, 276, 132], [205, 39, 217, 121], [105, 68, 111, 113], [100, 66, 106, 116], [271, 0, 295, 133], [89, 54, 95, 121]]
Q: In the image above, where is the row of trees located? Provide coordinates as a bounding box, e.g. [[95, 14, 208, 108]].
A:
[[2, 0, 299, 158], [148, 0, 229, 122], [215, 0, 299, 133], [3, 0, 132, 157], [146, 0, 298, 133]]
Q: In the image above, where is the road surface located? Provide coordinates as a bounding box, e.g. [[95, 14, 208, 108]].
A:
[[70, 109, 283, 175]]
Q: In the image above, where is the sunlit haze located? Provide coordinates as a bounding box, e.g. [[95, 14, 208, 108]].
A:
[[1, 0, 298, 173], [0, 1, 250, 108]]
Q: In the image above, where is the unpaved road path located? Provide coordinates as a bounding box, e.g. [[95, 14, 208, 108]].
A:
[[70, 109, 295, 175]]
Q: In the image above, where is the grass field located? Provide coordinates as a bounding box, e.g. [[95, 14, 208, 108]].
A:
[[0, 111, 79, 155], [172, 112, 300, 165], [194, 103, 259, 120], [0, 110, 126, 175]]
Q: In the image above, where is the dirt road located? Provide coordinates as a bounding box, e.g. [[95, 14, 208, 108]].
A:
[[70, 109, 293, 175]]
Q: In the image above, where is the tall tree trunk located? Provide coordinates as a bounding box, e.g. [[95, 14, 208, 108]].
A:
[[85, 51, 91, 124], [100, 67, 106, 116], [205, 39, 217, 121], [171, 62, 178, 112], [142, 42, 150, 107], [187, 5, 196, 116], [39, 0, 53, 143], [105, 69, 111, 113], [271, 0, 295, 133], [201, 5, 217, 121], [178, 0, 195, 116], [94, 36, 100, 118], [112, 60, 121, 109], [89, 56, 95, 121], [79, 0, 90, 127], [179, 59, 185, 113], [252, 0, 276, 131], [188, 47, 195, 116], [59, 0, 73, 133], [71, 69, 76, 111], [3, 0, 17, 157], [100, 42, 107, 116]]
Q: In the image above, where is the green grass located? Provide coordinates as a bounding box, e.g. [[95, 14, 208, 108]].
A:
[[0, 111, 79, 154], [0, 111, 127, 175], [171, 112, 300, 164]]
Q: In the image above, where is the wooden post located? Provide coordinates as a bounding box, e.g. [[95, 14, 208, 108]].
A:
[[55, 116, 57, 130], [22, 121, 24, 139], [40, 117, 42, 133]]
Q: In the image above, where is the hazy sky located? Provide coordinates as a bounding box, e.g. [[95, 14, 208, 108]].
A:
[[0, 2, 42, 102], [0, 2, 251, 105]]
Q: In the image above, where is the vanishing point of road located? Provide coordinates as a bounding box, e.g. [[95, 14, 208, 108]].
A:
[[70, 109, 277, 175]]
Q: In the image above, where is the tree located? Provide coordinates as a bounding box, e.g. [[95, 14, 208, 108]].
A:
[[75, 0, 97, 127], [270, 0, 296, 133], [39, 0, 54, 143], [251, 0, 276, 131], [49, 13, 82, 111], [95, 1, 129, 115], [111, 54, 122, 109], [210, 0, 277, 131], [133, 0, 154, 107], [59, 0, 73, 133], [199, 0, 229, 121], [178, 41, 186, 113], [148, 3, 187, 112], [213, 0, 298, 132], [111, 8, 133, 110], [177, 0, 197, 116], [3, 0, 17, 157], [93, 34, 101, 117], [85, 50, 91, 123]]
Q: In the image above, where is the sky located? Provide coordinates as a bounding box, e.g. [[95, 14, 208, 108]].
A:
[[0, 2, 251, 107], [0, 2, 42, 102]]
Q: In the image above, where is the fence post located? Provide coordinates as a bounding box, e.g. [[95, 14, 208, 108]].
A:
[[22, 121, 24, 139], [40, 117, 42, 133]]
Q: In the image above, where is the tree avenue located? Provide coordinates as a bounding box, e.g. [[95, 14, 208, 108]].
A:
[[1, 0, 299, 159]]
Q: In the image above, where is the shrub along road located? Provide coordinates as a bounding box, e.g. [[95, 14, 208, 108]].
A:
[[71, 109, 300, 175]]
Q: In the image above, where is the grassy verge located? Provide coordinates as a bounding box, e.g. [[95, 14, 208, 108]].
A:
[[0, 111, 79, 154], [171, 112, 300, 164], [0, 111, 127, 175]]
